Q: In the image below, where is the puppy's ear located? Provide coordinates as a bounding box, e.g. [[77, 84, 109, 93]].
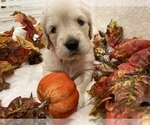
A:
[[80, 5, 93, 39], [43, 32, 54, 50], [40, 17, 54, 50], [88, 20, 93, 40]]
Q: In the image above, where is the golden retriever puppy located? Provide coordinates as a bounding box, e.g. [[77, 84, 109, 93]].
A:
[[41, 0, 95, 109]]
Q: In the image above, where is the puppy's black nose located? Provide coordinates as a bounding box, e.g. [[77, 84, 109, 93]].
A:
[[65, 38, 79, 51]]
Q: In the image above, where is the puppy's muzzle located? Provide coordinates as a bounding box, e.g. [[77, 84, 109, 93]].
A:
[[65, 38, 79, 51]]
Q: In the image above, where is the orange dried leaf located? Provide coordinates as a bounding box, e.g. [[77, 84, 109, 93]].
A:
[[0, 61, 15, 75], [27, 15, 37, 25], [0, 36, 14, 47], [16, 36, 39, 51]]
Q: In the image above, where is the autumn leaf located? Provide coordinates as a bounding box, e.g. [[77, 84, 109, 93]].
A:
[[11, 11, 37, 34], [16, 35, 39, 51], [27, 15, 37, 25], [0, 95, 47, 119], [0, 11, 44, 79], [0, 75, 10, 92], [128, 47, 150, 68], [0, 61, 16, 91], [93, 34, 109, 62], [90, 75, 150, 119], [105, 19, 123, 47], [0, 36, 14, 47], [108, 75, 150, 106], [0, 61, 16, 76], [95, 62, 117, 74], [11, 11, 38, 42], [90, 20, 150, 122], [0, 27, 14, 37], [27, 51, 43, 65], [89, 76, 108, 97], [110, 38, 150, 61]]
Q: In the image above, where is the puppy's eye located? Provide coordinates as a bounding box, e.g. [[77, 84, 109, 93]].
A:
[[50, 26, 56, 33], [77, 19, 85, 26]]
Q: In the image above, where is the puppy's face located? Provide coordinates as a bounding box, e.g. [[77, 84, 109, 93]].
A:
[[42, 3, 93, 60]]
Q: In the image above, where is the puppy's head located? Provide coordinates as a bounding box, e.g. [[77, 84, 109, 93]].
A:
[[41, 0, 93, 60]]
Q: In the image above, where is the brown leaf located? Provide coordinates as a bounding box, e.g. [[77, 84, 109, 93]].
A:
[[27, 51, 43, 65], [0, 75, 10, 92], [0, 95, 47, 119], [0, 27, 14, 37], [1, 62, 17, 76], [0, 100, 7, 118], [0, 68, 10, 91]]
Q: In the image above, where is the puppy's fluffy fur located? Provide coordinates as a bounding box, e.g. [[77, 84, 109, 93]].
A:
[[41, 0, 95, 108]]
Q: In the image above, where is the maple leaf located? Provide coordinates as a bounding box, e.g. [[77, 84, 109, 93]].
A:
[[105, 19, 123, 47], [90, 19, 150, 123], [89, 76, 108, 97], [110, 38, 150, 61], [95, 62, 118, 74], [0, 35, 41, 66], [33, 24, 47, 49], [0, 36, 15, 48], [0, 95, 47, 119], [128, 47, 150, 68], [27, 15, 37, 25], [0, 12, 44, 79], [11, 11, 46, 49], [11, 11, 38, 42], [90, 74, 150, 118], [0, 61, 17, 92], [16, 35, 39, 51], [0, 75, 10, 92], [104, 106, 150, 125], [108, 75, 150, 107], [0, 61, 16, 76], [0, 27, 14, 37]]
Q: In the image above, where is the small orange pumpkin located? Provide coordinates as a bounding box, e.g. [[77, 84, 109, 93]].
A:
[[37, 72, 79, 118]]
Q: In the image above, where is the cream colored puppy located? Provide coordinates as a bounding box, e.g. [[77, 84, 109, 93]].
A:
[[41, 0, 95, 109]]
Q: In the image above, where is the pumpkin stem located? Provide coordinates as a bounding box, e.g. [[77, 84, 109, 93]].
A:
[[38, 101, 49, 109]]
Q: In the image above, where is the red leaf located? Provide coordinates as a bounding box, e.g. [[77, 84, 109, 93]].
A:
[[128, 47, 150, 68], [110, 39, 150, 60], [90, 77, 108, 97], [27, 15, 37, 25], [105, 20, 123, 47], [12, 11, 38, 42]]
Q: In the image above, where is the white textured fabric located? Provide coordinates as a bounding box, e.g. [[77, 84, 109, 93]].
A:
[[91, 7, 150, 39]]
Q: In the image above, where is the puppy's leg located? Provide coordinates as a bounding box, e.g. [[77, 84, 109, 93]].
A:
[[75, 68, 94, 109]]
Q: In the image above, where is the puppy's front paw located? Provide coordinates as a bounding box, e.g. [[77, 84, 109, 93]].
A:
[[77, 94, 85, 109]]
